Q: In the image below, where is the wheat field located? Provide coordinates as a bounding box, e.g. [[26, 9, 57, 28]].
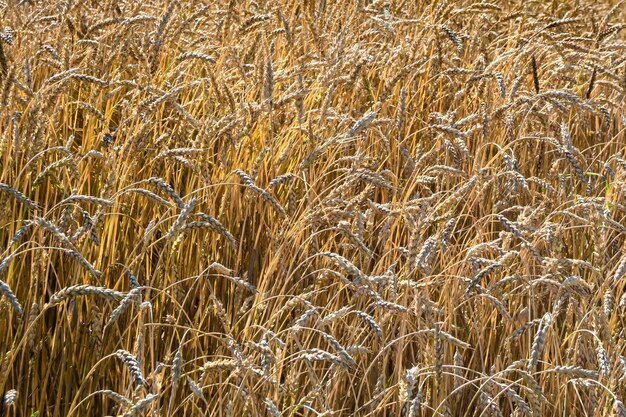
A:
[[0, 0, 625, 416]]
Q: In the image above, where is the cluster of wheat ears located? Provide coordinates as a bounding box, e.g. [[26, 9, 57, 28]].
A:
[[0, 0, 625, 416]]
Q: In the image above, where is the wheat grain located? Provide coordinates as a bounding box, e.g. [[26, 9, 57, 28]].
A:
[[167, 198, 197, 239], [123, 394, 158, 417], [168, 333, 185, 416], [234, 170, 286, 216], [3, 389, 17, 406], [116, 349, 146, 386], [355, 311, 383, 339], [48, 285, 124, 306], [0, 183, 38, 210], [0, 278, 22, 315], [528, 313, 551, 372], [92, 390, 133, 407], [615, 399, 626, 417], [108, 287, 142, 324], [596, 341, 610, 379]]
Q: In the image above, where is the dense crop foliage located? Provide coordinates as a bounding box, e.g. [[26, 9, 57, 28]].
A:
[[1, 0, 626, 416]]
